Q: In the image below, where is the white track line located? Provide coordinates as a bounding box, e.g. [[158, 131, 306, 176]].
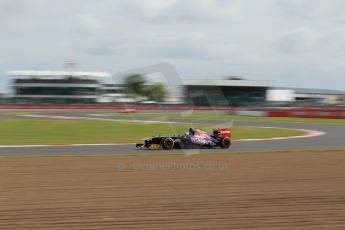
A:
[[233, 128, 325, 142], [22, 114, 180, 124], [0, 143, 134, 148], [0, 129, 325, 148], [3, 114, 324, 148]]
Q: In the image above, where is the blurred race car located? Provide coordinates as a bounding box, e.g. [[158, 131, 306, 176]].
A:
[[136, 128, 231, 150]]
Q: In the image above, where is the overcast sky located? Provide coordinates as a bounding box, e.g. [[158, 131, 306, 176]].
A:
[[1, 0, 345, 93]]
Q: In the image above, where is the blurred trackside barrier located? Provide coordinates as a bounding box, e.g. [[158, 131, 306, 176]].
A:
[[235, 111, 267, 117], [267, 107, 345, 119], [1, 105, 345, 119], [0, 105, 242, 111]]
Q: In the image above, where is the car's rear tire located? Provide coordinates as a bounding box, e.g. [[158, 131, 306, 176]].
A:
[[162, 138, 174, 150], [220, 137, 231, 149]]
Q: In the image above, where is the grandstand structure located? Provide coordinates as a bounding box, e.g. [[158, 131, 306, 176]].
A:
[[5, 71, 344, 105], [183, 79, 271, 106], [183, 78, 344, 106], [8, 70, 111, 104]]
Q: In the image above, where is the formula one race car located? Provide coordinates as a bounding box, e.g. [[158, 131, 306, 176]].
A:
[[136, 128, 232, 150]]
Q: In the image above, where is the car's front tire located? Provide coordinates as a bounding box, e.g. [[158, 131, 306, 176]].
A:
[[220, 137, 231, 149]]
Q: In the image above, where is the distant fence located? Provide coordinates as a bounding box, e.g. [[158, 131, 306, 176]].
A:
[[267, 107, 345, 119], [1, 105, 345, 119], [0, 105, 241, 111]]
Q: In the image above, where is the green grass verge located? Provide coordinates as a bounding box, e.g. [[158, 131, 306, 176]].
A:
[[109, 112, 345, 125], [0, 119, 304, 145]]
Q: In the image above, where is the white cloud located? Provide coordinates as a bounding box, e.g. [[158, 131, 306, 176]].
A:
[[275, 0, 321, 20], [117, 0, 244, 23], [0, 0, 345, 93], [275, 28, 321, 53], [132, 0, 175, 17], [76, 14, 106, 34]]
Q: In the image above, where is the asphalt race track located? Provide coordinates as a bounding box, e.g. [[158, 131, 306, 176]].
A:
[[0, 110, 344, 156], [1, 110, 345, 229]]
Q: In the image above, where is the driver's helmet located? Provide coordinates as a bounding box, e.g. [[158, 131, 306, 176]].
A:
[[189, 128, 195, 135]]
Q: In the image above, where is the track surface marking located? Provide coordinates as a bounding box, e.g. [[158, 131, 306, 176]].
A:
[[0, 110, 343, 155]]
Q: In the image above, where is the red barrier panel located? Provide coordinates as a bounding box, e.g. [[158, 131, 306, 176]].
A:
[[268, 110, 345, 119]]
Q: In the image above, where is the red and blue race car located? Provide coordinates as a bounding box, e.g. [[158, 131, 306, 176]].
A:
[[136, 128, 232, 150]]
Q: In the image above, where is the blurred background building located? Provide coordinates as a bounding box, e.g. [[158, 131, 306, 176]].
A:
[[183, 78, 271, 106], [267, 88, 344, 106], [3, 70, 345, 106], [8, 70, 111, 104]]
